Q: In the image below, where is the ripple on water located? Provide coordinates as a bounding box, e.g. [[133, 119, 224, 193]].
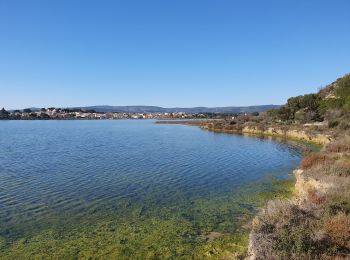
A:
[[0, 120, 302, 240]]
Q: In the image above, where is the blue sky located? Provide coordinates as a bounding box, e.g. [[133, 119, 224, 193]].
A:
[[0, 0, 349, 109]]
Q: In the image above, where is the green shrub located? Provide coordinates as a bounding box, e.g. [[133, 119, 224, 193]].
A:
[[319, 98, 344, 113], [339, 120, 350, 130], [335, 74, 350, 98], [274, 225, 315, 255], [328, 120, 339, 128]]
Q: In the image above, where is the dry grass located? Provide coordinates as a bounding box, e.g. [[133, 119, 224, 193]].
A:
[[323, 212, 350, 248], [330, 161, 350, 177], [253, 200, 296, 231], [250, 134, 350, 259], [326, 143, 350, 153], [300, 153, 335, 170], [307, 190, 326, 205]]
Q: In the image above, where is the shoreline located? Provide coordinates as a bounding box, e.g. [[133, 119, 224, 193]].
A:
[[156, 120, 332, 146], [156, 120, 338, 259], [197, 124, 349, 258], [201, 125, 332, 146]]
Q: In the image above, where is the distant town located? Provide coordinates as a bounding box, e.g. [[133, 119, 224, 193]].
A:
[[0, 107, 256, 120]]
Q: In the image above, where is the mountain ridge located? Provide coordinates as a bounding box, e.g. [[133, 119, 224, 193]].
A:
[[17, 105, 280, 113]]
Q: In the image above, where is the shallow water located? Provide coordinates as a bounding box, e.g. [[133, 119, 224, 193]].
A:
[[0, 120, 302, 258]]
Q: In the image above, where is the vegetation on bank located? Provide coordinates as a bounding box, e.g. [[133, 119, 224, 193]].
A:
[[268, 73, 350, 129], [188, 73, 350, 259], [2, 73, 349, 259], [250, 135, 350, 259], [198, 74, 350, 144], [249, 74, 350, 260], [159, 73, 350, 259]]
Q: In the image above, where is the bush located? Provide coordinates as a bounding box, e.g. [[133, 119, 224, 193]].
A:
[[273, 225, 315, 256], [308, 190, 326, 205], [328, 120, 339, 128], [335, 74, 350, 98], [323, 212, 350, 248], [326, 143, 350, 153], [300, 153, 335, 170], [339, 120, 350, 130], [319, 98, 344, 113], [294, 109, 306, 122], [319, 74, 350, 114], [324, 163, 350, 177], [223, 125, 242, 131], [325, 109, 342, 122]]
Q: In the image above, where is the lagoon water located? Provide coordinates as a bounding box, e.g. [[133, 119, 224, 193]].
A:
[[0, 120, 302, 258]]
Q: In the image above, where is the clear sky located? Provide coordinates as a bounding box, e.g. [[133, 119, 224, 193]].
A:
[[1, 0, 349, 109]]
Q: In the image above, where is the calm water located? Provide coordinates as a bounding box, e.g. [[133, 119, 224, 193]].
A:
[[0, 120, 302, 258]]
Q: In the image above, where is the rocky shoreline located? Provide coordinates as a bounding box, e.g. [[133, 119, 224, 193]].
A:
[[200, 124, 333, 145]]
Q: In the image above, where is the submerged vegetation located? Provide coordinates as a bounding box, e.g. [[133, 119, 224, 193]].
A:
[[1, 73, 349, 259], [160, 73, 350, 259], [192, 73, 350, 259], [0, 177, 295, 259]]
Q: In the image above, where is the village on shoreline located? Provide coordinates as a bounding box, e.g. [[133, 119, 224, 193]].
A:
[[0, 107, 254, 120], [1, 73, 350, 259]]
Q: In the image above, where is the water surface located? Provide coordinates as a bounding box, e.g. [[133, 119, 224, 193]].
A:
[[0, 120, 302, 258]]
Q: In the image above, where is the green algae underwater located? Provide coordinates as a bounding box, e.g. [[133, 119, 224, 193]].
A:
[[0, 120, 303, 259], [0, 178, 295, 259]]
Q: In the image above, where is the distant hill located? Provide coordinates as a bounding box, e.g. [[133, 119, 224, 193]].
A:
[[14, 105, 280, 114], [68, 105, 280, 113]]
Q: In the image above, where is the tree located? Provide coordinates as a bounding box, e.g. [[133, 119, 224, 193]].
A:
[[277, 106, 293, 121], [23, 108, 32, 113], [39, 112, 50, 119], [0, 108, 10, 119], [287, 96, 302, 113], [299, 94, 320, 111], [29, 112, 37, 118]]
